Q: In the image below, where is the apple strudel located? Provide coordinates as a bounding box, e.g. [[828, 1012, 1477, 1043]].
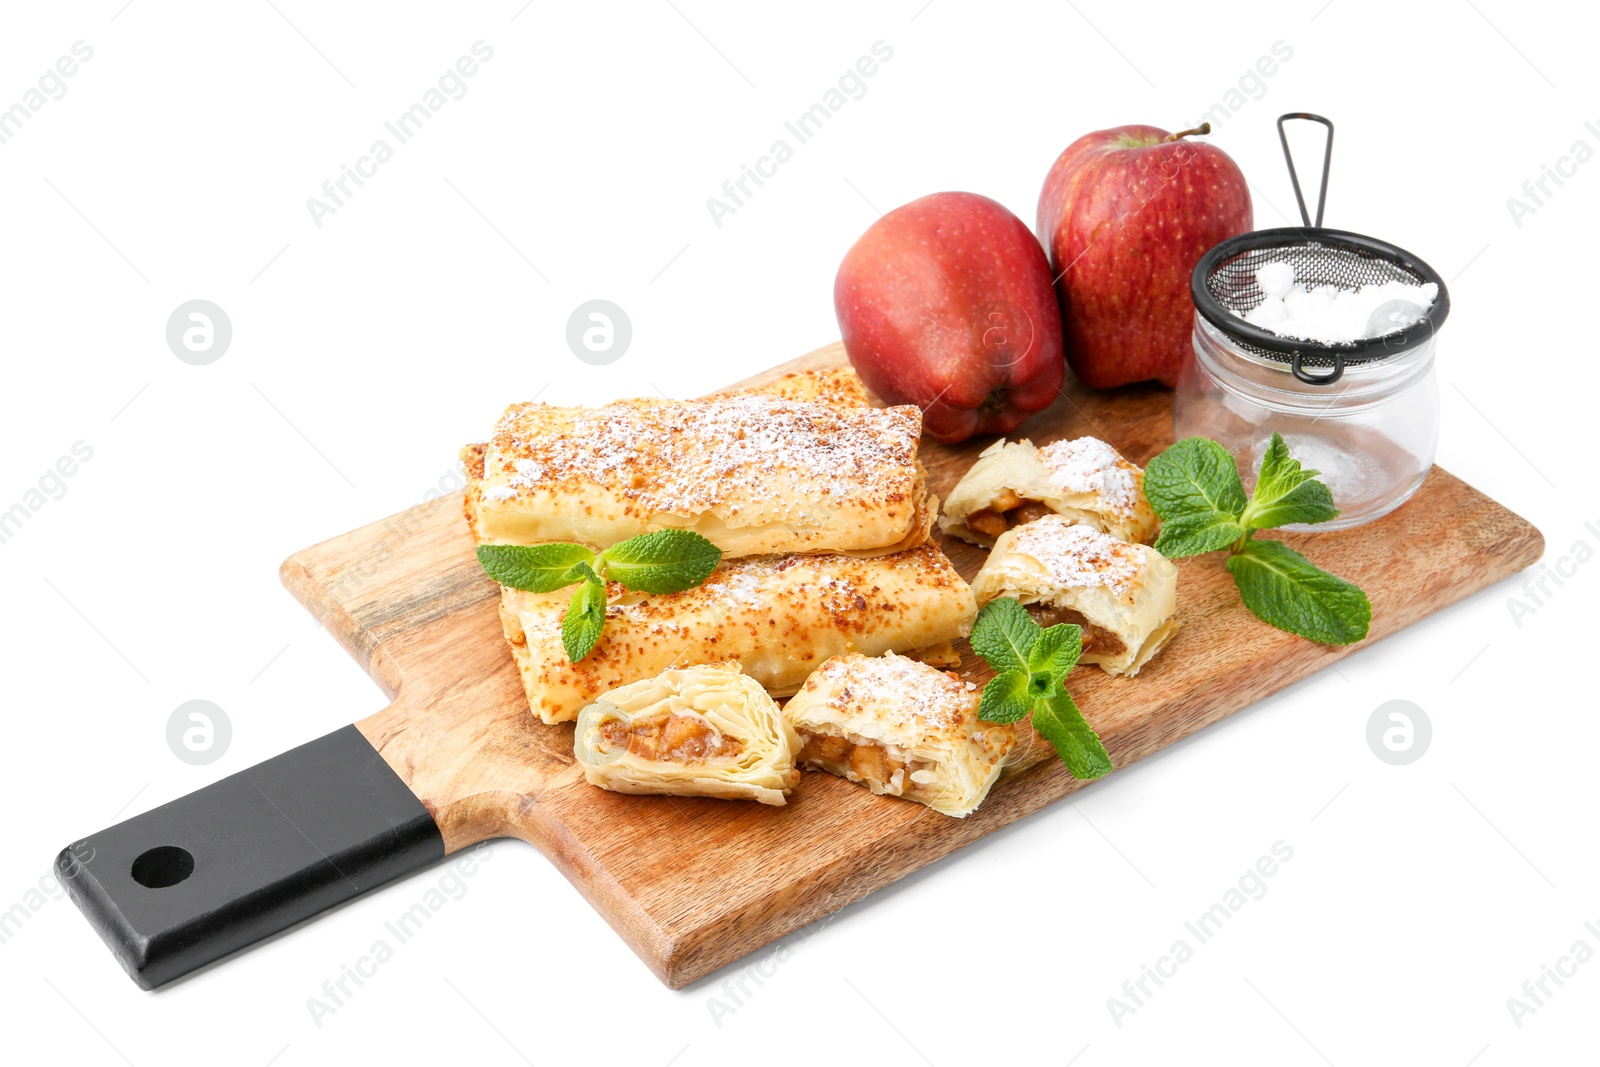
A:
[[940, 436, 1158, 547], [573, 663, 801, 806], [463, 383, 931, 558], [970, 515, 1179, 677], [783, 652, 1015, 817], [498, 542, 978, 724]]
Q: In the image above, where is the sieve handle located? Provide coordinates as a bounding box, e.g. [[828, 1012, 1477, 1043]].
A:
[[1277, 113, 1334, 229], [1291, 350, 1344, 386]]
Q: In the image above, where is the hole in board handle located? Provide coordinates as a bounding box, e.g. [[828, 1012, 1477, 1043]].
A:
[[130, 845, 195, 889]]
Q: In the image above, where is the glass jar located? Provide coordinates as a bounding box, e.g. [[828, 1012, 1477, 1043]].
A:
[[1172, 314, 1439, 530]]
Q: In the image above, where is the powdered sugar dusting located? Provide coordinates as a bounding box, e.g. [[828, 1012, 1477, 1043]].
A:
[[485, 393, 921, 519], [811, 653, 975, 734], [1007, 515, 1145, 598], [698, 568, 768, 610], [1037, 437, 1142, 518], [509, 459, 544, 488]]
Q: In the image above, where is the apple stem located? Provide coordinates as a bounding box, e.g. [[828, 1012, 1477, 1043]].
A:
[[1165, 123, 1212, 142]]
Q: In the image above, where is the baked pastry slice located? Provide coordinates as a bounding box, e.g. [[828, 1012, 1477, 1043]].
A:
[[783, 652, 1015, 818], [940, 436, 1158, 547], [462, 379, 932, 558], [574, 663, 800, 806], [498, 542, 977, 724], [970, 514, 1179, 677]]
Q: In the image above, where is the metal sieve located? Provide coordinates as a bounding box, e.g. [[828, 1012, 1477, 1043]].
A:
[[1189, 114, 1451, 385]]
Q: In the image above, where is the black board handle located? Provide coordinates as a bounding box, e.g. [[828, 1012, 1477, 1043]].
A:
[[57, 724, 444, 989]]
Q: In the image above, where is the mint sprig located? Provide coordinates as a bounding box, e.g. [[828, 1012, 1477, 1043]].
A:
[[475, 529, 723, 663], [969, 598, 1111, 780], [1146, 432, 1370, 645]]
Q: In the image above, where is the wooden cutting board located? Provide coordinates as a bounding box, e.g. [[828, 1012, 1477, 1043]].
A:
[[280, 341, 1542, 988]]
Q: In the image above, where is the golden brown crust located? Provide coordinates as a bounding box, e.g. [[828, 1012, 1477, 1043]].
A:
[[460, 442, 486, 482], [460, 443, 487, 529], [499, 542, 977, 724], [713, 367, 873, 408], [463, 369, 930, 557]]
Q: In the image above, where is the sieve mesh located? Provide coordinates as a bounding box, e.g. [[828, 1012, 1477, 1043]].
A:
[[1200, 235, 1436, 368]]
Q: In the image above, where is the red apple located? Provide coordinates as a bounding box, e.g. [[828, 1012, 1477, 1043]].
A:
[[1038, 124, 1252, 388], [834, 191, 1065, 443]]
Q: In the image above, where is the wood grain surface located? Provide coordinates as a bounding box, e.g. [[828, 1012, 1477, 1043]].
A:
[[279, 341, 1544, 988]]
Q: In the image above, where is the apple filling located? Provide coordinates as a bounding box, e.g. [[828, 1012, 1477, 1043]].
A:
[[600, 712, 742, 764], [1025, 603, 1127, 658], [797, 728, 936, 798], [965, 489, 1055, 541]]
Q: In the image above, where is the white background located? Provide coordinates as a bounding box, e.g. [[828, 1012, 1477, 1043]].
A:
[[1, 1, 1595, 1064]]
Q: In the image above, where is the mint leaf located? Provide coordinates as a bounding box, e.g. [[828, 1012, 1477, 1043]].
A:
[[1144, 433, 1371, 649], [978, 669, 1033, 724], [1154, 515, 1246, 558], [1030, 688, 1113, 781], [969, 597, 1041, 674], [1027, 623, 1082, 681], [561, 564, 609, 662], [1145, 437, 1250, 557], [597, 529, 722, 594], [1226, 538, 1371, 645], [476, 543, 595, 593], [1240, 432, 1340, 531]]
